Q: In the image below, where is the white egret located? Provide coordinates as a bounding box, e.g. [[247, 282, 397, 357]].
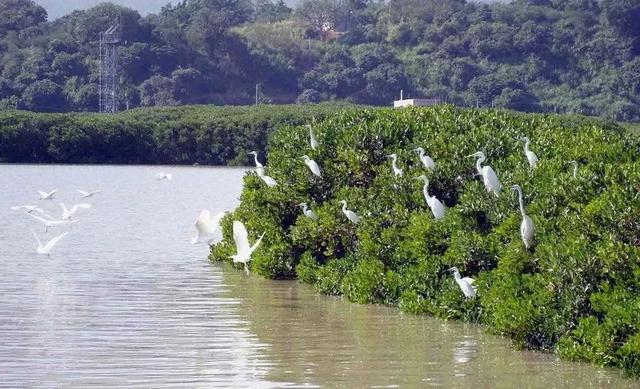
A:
[[387, 153, 403, 177], [302, 155, 322, 177], [77, 189, 101, 198], [522, 137, 539, 168], [230, 220, 265, 274], [28, 213, 78, 232], [60, 203, 91, 221], [191, 210, 225, 245], [307, 125, 318, 150], [11, 205, 45, 214], [569, 160, 578, 178], [339, 200, 360, 224], [414, 176, 446, 220], [413, 147, 436, 169], [248, 151, 265, 177], [511, 185, 535, 250], [468, 151, 502, 197], [299, 202, 318, 220], [155, 172, 172, 180], [448, 267, 476, 298], [33, 231, 68, 256], [260, 174, 278, 187], [38, 189, 58, 200]]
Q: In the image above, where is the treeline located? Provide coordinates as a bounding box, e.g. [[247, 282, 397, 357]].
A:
[[0, 0, 639, 121], [0, 103, 348, 164], [210, 105, 640, 375]]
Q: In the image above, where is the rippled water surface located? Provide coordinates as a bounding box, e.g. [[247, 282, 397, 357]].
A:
[[0, 165, 637, 388]]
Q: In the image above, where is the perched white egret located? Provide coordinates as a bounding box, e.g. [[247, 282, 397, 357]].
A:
[[33, 231, 68, 256], [307, 125, 318, 150], [448, 267, 476, 298], [155, 172, 172, 180], [191, 210, 225, 245], [339, 200, 360, 224], [468, 151, 502, 197], [38, 189, 58, 200], [28, 213, 78, 232], [413, 147, 436, 169], [387, 153, 403, 177], [522, 137, 539, 168], [302, 155, 322, 177], [414, 176, 446, 220], [77, 189, 101, 198], [230, 220, 265, 274], [569, 160, 578, 178], [299, 202, 318, 220], [60, 203, 91, 221], [259, 174, 278, 187], [248, 151, 265, 177], [511, 185, 534, 250]]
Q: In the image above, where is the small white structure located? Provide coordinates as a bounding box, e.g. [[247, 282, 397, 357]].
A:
[[393, 90, 441, 108]]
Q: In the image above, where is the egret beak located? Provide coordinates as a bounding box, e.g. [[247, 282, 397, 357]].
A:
[[465, 153, 477, 158]]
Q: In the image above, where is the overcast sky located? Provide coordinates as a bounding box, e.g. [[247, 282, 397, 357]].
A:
[[36, 0, 299, 20], [36, 0, 502, 21]]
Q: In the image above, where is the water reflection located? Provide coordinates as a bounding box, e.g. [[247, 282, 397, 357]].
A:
[[220, 268, 638, 388]]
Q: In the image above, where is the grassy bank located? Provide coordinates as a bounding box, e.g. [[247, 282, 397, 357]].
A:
[[620, 122, 640, 136], [0, 103, 353, 164], [210, 105, 640, 376]]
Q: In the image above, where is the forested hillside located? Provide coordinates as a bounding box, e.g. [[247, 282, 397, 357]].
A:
[[1, 0, 639, 120]]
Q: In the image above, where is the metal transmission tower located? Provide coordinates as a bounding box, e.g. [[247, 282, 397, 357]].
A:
[[99, 24, 119, 113]]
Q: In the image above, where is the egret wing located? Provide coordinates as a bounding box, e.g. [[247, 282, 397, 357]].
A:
[[233, 221, 250, 255], [70, 204, 91, 214], [38, 190, 47, 198], [77, 190, 89, 196], [462, 277, 475, 284], [43, 232, 68, 251]]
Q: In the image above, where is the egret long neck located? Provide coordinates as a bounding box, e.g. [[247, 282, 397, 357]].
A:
[[453, 270, 461, 280], [516, 187, 526, 217], [524, 140, 530, 154], [253, 153, 259, 166], [475, 157, 484, 175], [342, 203, 347, 213], [423, 182, 431, 201]]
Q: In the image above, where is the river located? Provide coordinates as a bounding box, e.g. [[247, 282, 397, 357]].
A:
[[0, 165, 636, 387]]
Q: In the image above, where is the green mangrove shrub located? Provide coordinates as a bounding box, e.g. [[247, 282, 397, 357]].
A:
[[0, 103, 351, 164], [210, 105, 640, 375]]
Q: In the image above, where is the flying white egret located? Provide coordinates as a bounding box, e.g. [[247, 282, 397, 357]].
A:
[[38, 189, 58, 200], [413, 147, 436, 169], [569, 160, 578, 178], [307, 125, 318, 150], [299, 202, 318, 220], [522, 137, 539, 168], [33, 231, 68, 256], [191, 210, 225, 245], [155, 172, 172, 180], [11, 205, 45, 214], [448, 267, 476, 298], [387, 153, 403, 177], [230, 221, 265, 274], [77, 189, 101, 198], [60, 203, 91, 221], [302, 155, 322, 177], [339, 200, 360, 224], [468, 151, 502, 197], [248, 151, 265, 177], [414, 176, 446, 220], [28, 213, 78, 232], [511, 185, 535, 250]]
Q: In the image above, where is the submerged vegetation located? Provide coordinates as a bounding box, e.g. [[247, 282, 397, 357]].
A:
[[210, 105, 640, 375], [0, 103, 344, 164]]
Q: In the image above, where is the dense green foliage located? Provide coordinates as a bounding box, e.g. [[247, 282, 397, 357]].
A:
[[1, 0, 639, 121], [0, 103, 344, 163], [210, 105, 640, 375]]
